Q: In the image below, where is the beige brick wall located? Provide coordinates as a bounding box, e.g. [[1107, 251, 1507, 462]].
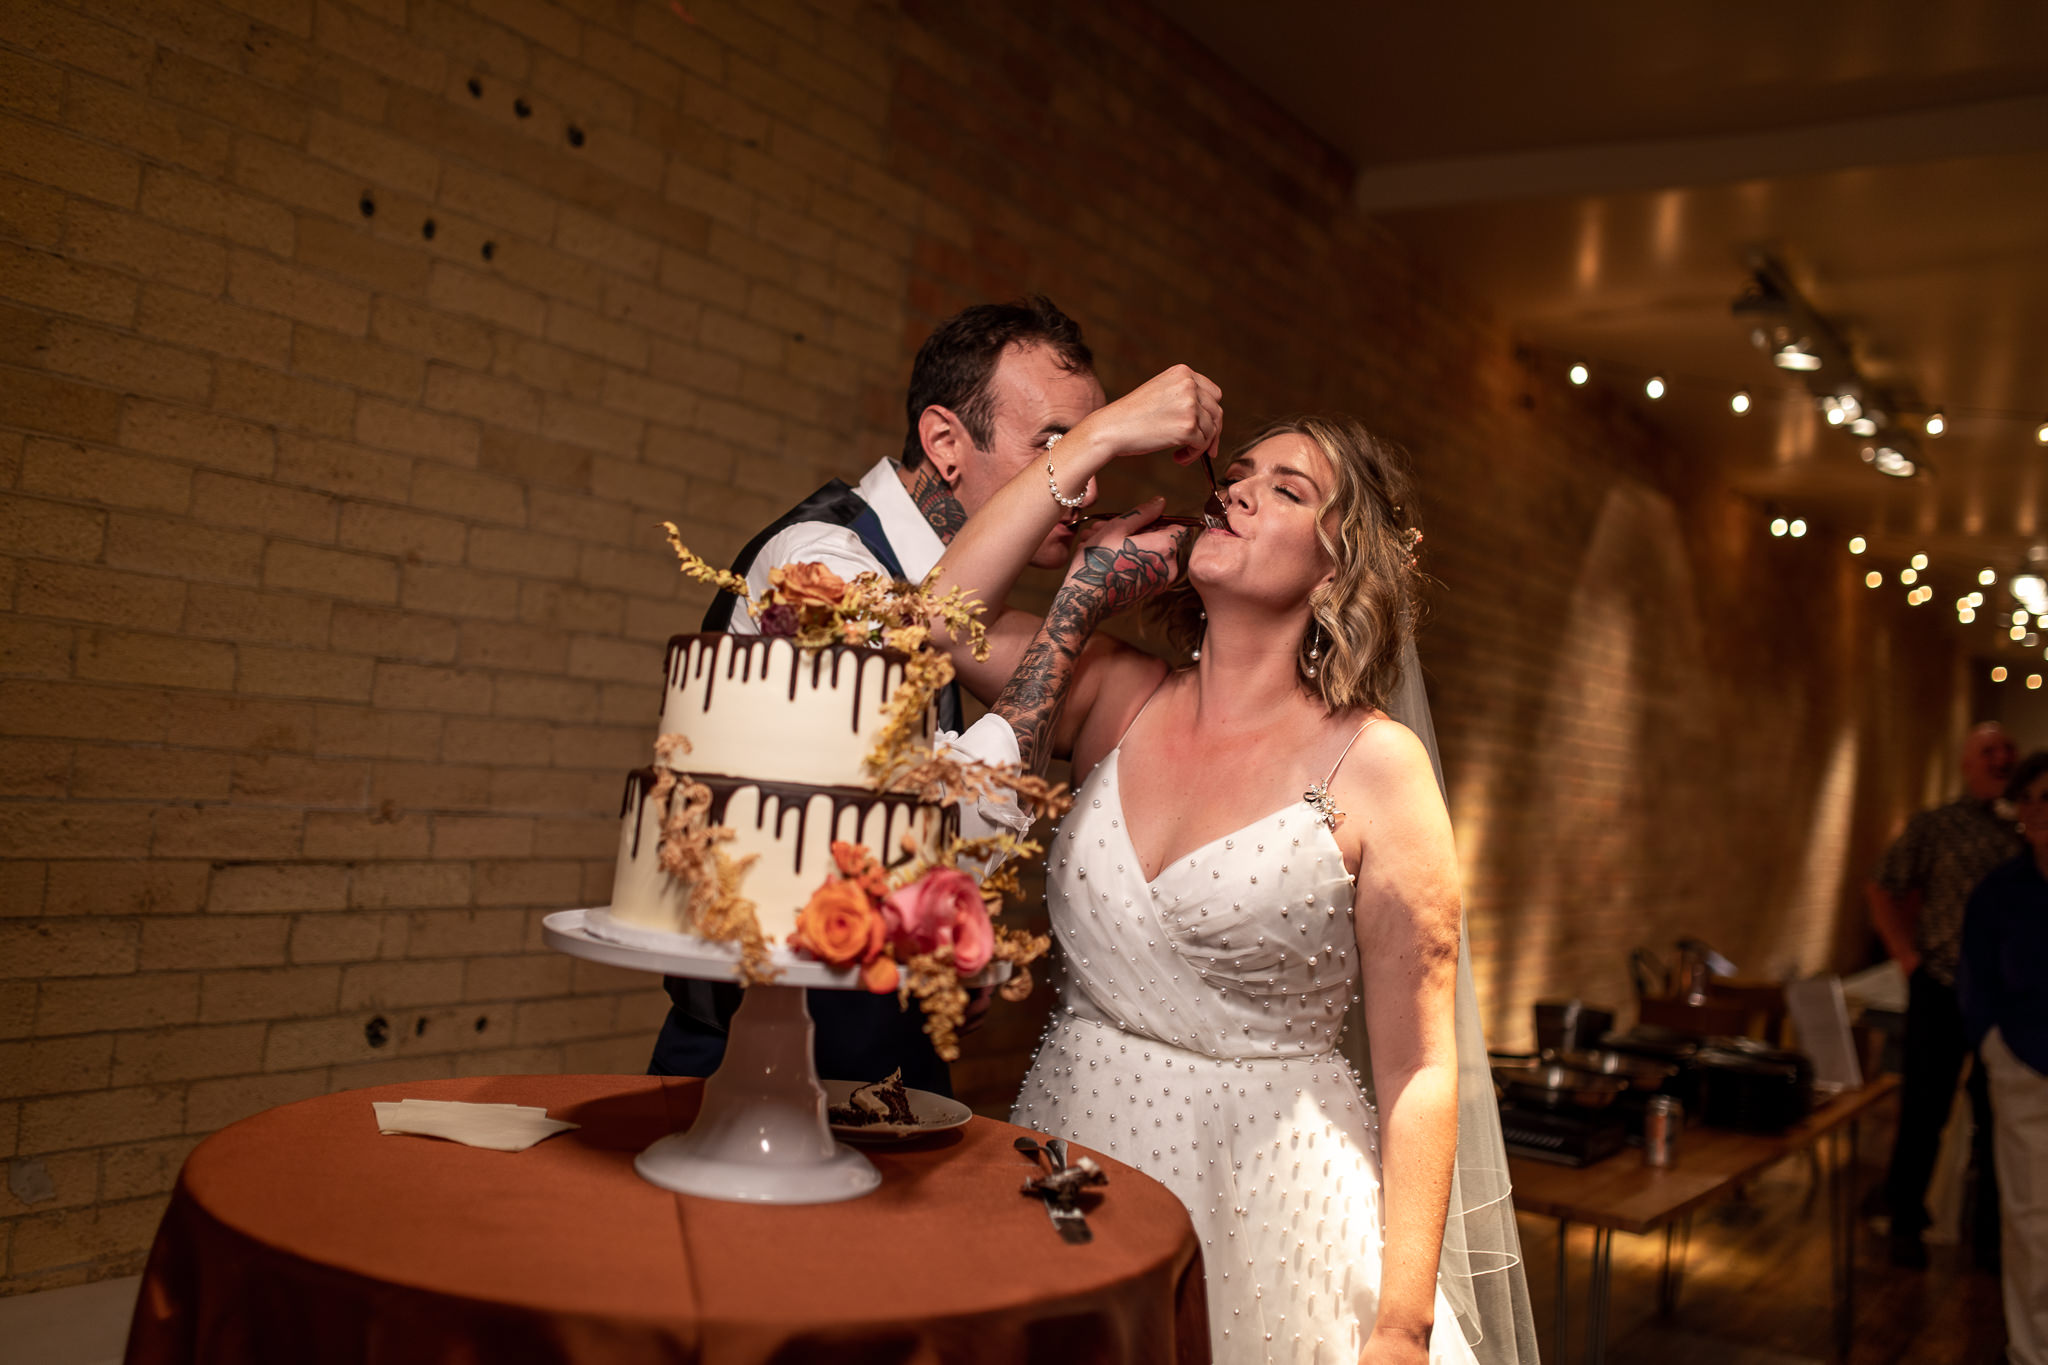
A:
[[0, 0, 1962, 1293]]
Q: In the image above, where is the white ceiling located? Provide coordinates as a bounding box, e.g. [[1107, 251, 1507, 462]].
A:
[[1154, 0, 2048, 640]]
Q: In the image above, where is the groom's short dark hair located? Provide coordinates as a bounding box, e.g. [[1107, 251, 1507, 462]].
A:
[[900, 297, 1093, 469]]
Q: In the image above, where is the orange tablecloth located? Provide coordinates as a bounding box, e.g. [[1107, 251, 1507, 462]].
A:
[[125, 1075, 1207, 1365]]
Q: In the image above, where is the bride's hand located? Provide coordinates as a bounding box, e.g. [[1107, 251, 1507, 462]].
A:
[[1062, 364, 1222, 467], [1058, 498, 1189, 624]]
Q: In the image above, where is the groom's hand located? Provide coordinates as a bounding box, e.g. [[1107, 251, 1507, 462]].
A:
[[1062, 364, 1222, 467]]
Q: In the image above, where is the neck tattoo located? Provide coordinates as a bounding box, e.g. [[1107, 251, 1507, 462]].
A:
[[907, 461, 968, 541]]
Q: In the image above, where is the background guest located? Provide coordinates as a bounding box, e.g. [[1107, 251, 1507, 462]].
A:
[[1869, 722, 2022, 1267], [1961, 752, 2048, 1365]]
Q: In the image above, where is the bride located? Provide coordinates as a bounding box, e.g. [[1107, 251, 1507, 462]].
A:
[[928, 367, 1532, 1365]]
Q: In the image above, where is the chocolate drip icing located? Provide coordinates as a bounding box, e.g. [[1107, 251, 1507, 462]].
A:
[[620, 766, 661, 858], [665, 770, 956, 879], [661, 633, 927, 739]]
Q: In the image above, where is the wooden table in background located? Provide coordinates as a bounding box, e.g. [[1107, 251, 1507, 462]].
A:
[[1507, 1076, 1899, 1365]]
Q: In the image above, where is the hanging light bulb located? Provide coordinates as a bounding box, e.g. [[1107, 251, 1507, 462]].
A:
[[1911, 553, 1929, 570], [2013, 625, 2028, 640], [1645, 376, 1666, 400], [1848, 536, 1866, 554], [2030, 675, 2043, 690], [1968, 592, 1984, 607], [1770, 518, 1788, 537], [1568, 362, 1589, 386], [1864, 571, 1882, 588], [1730, 391, 1751, 414], [1982, 568, 2000, 586], [1959, 608, 1976, 623], [1925, 412, 1945, 437], [1901, 568, 1918, 584], [1789, 519, 1807, 537], [1993, 666, 2009, 682]]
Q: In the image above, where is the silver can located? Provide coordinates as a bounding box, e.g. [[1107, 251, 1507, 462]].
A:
[[1643, 1096, 1681, 1167]]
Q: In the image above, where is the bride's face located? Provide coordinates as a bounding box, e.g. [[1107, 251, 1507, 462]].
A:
[[1187, 433, 1337, 608]]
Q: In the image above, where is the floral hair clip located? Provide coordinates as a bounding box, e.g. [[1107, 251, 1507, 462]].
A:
[[1401, 526, 1423, 567]]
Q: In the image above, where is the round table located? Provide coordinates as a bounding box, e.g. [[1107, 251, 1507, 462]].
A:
[[125, 1075, 1210, 1365]]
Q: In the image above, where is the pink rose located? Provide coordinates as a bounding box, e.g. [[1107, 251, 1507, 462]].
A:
[[950, 892, 994, 975], [882, 867, 988, 971]]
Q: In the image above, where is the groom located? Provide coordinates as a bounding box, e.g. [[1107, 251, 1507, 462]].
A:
[[647, 297, 1107, 1093]]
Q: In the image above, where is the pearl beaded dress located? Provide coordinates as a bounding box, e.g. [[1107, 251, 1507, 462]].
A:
[[1013, 743, 1479, 1365]]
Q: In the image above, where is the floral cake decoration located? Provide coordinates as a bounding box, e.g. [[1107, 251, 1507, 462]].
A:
[[653, 524, 1064, 1060]]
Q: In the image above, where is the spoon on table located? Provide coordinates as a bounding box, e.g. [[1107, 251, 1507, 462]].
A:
[[1014, 1134, 1052, 1171]]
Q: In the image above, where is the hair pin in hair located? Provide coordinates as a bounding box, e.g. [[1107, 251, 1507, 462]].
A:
[[1402, 526, 1423, 567]]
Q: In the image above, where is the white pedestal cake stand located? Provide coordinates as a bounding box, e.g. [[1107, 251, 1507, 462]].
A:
[[542, 907, 1002, 1206]]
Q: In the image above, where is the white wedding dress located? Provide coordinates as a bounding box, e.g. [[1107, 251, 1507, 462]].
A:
[[1013, 733, 1481, 1365]]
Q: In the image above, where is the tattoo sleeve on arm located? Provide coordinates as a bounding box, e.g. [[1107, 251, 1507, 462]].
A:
[[995, 541, 1175, 773], [905, 461, 967, 541]]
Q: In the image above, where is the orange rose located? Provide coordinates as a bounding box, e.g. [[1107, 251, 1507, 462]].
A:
[[770, 561, 848, 607], [789, 879, 885, 969]]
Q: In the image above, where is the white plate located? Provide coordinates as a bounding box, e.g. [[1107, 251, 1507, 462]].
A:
[[823, 1079, 972, 1143]]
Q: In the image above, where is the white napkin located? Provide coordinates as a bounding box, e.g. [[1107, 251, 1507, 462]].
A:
[[373, 1098, 580, 1152]]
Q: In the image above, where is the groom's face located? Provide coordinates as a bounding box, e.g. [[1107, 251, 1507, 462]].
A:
[[954, 342, 1107, 568]]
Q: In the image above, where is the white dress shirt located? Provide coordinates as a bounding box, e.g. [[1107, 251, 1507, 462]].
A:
[[727, 458, 1026, 841]]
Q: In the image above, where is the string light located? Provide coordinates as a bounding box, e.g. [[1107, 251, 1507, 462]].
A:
[[1864, 572, 1882, 588], [2017, 610, 2031, 625], [2030, 675, 2042, 690], [1910, 553, 1929, 570], [1730, 391, 1751, 414], [2038, 420, 2048, 444], [1789, 519, 1807, 537], [1959, 608, 1976, 623], [1900, 568, 1917, 584], [1968, 592, 1984, 606], [1645, 376, 1666, 400], [1848, 536, 1866, 553], [1993, 666, 2009, 682], [2013, 625, 2027, 641], [1568, 362, 1589, 386], [1981, 568, 1999, 586], [1925, 412, 1945, 437], [1770, 518, 1788, 537]]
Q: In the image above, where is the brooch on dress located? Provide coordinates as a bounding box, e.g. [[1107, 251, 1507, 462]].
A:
[[1303, 782, 1344, 830]]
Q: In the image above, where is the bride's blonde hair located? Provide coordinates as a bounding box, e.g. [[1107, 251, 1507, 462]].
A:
[[1157, 415, 1421, 713]]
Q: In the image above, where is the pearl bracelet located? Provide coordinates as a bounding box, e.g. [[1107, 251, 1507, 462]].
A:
[[1045, 433, 1085, 508]]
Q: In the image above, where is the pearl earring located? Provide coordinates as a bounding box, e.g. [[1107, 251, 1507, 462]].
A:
[[1305, 624, 1321, 678]]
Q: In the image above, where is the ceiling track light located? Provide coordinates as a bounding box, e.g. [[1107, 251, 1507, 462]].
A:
[[1734, 252, 1928, 478]]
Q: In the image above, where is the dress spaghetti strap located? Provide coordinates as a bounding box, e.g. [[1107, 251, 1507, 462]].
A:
[[1322, 716, 1378, 786], [1110, 680, 1169, 753]]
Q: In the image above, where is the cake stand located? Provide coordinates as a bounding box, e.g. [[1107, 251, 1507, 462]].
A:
[[542, 908, 1004, 1205]]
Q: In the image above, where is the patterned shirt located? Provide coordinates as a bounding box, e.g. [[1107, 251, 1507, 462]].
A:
[[1875, 796, 2025, 985]]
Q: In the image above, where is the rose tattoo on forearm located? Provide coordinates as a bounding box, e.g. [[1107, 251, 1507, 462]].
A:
[[996, 539, 1177, 772]]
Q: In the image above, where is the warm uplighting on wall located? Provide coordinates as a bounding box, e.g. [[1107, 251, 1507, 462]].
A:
[[1864, 571, 1882, 588], [1924, 412, 1945, 437], [1568, 362, 1589, 386], [1848, 537, 1866, 553], [1993, 666, 2010, 682], [1730, 391, 1751, 414], [1644, 376, 1666, 400]]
